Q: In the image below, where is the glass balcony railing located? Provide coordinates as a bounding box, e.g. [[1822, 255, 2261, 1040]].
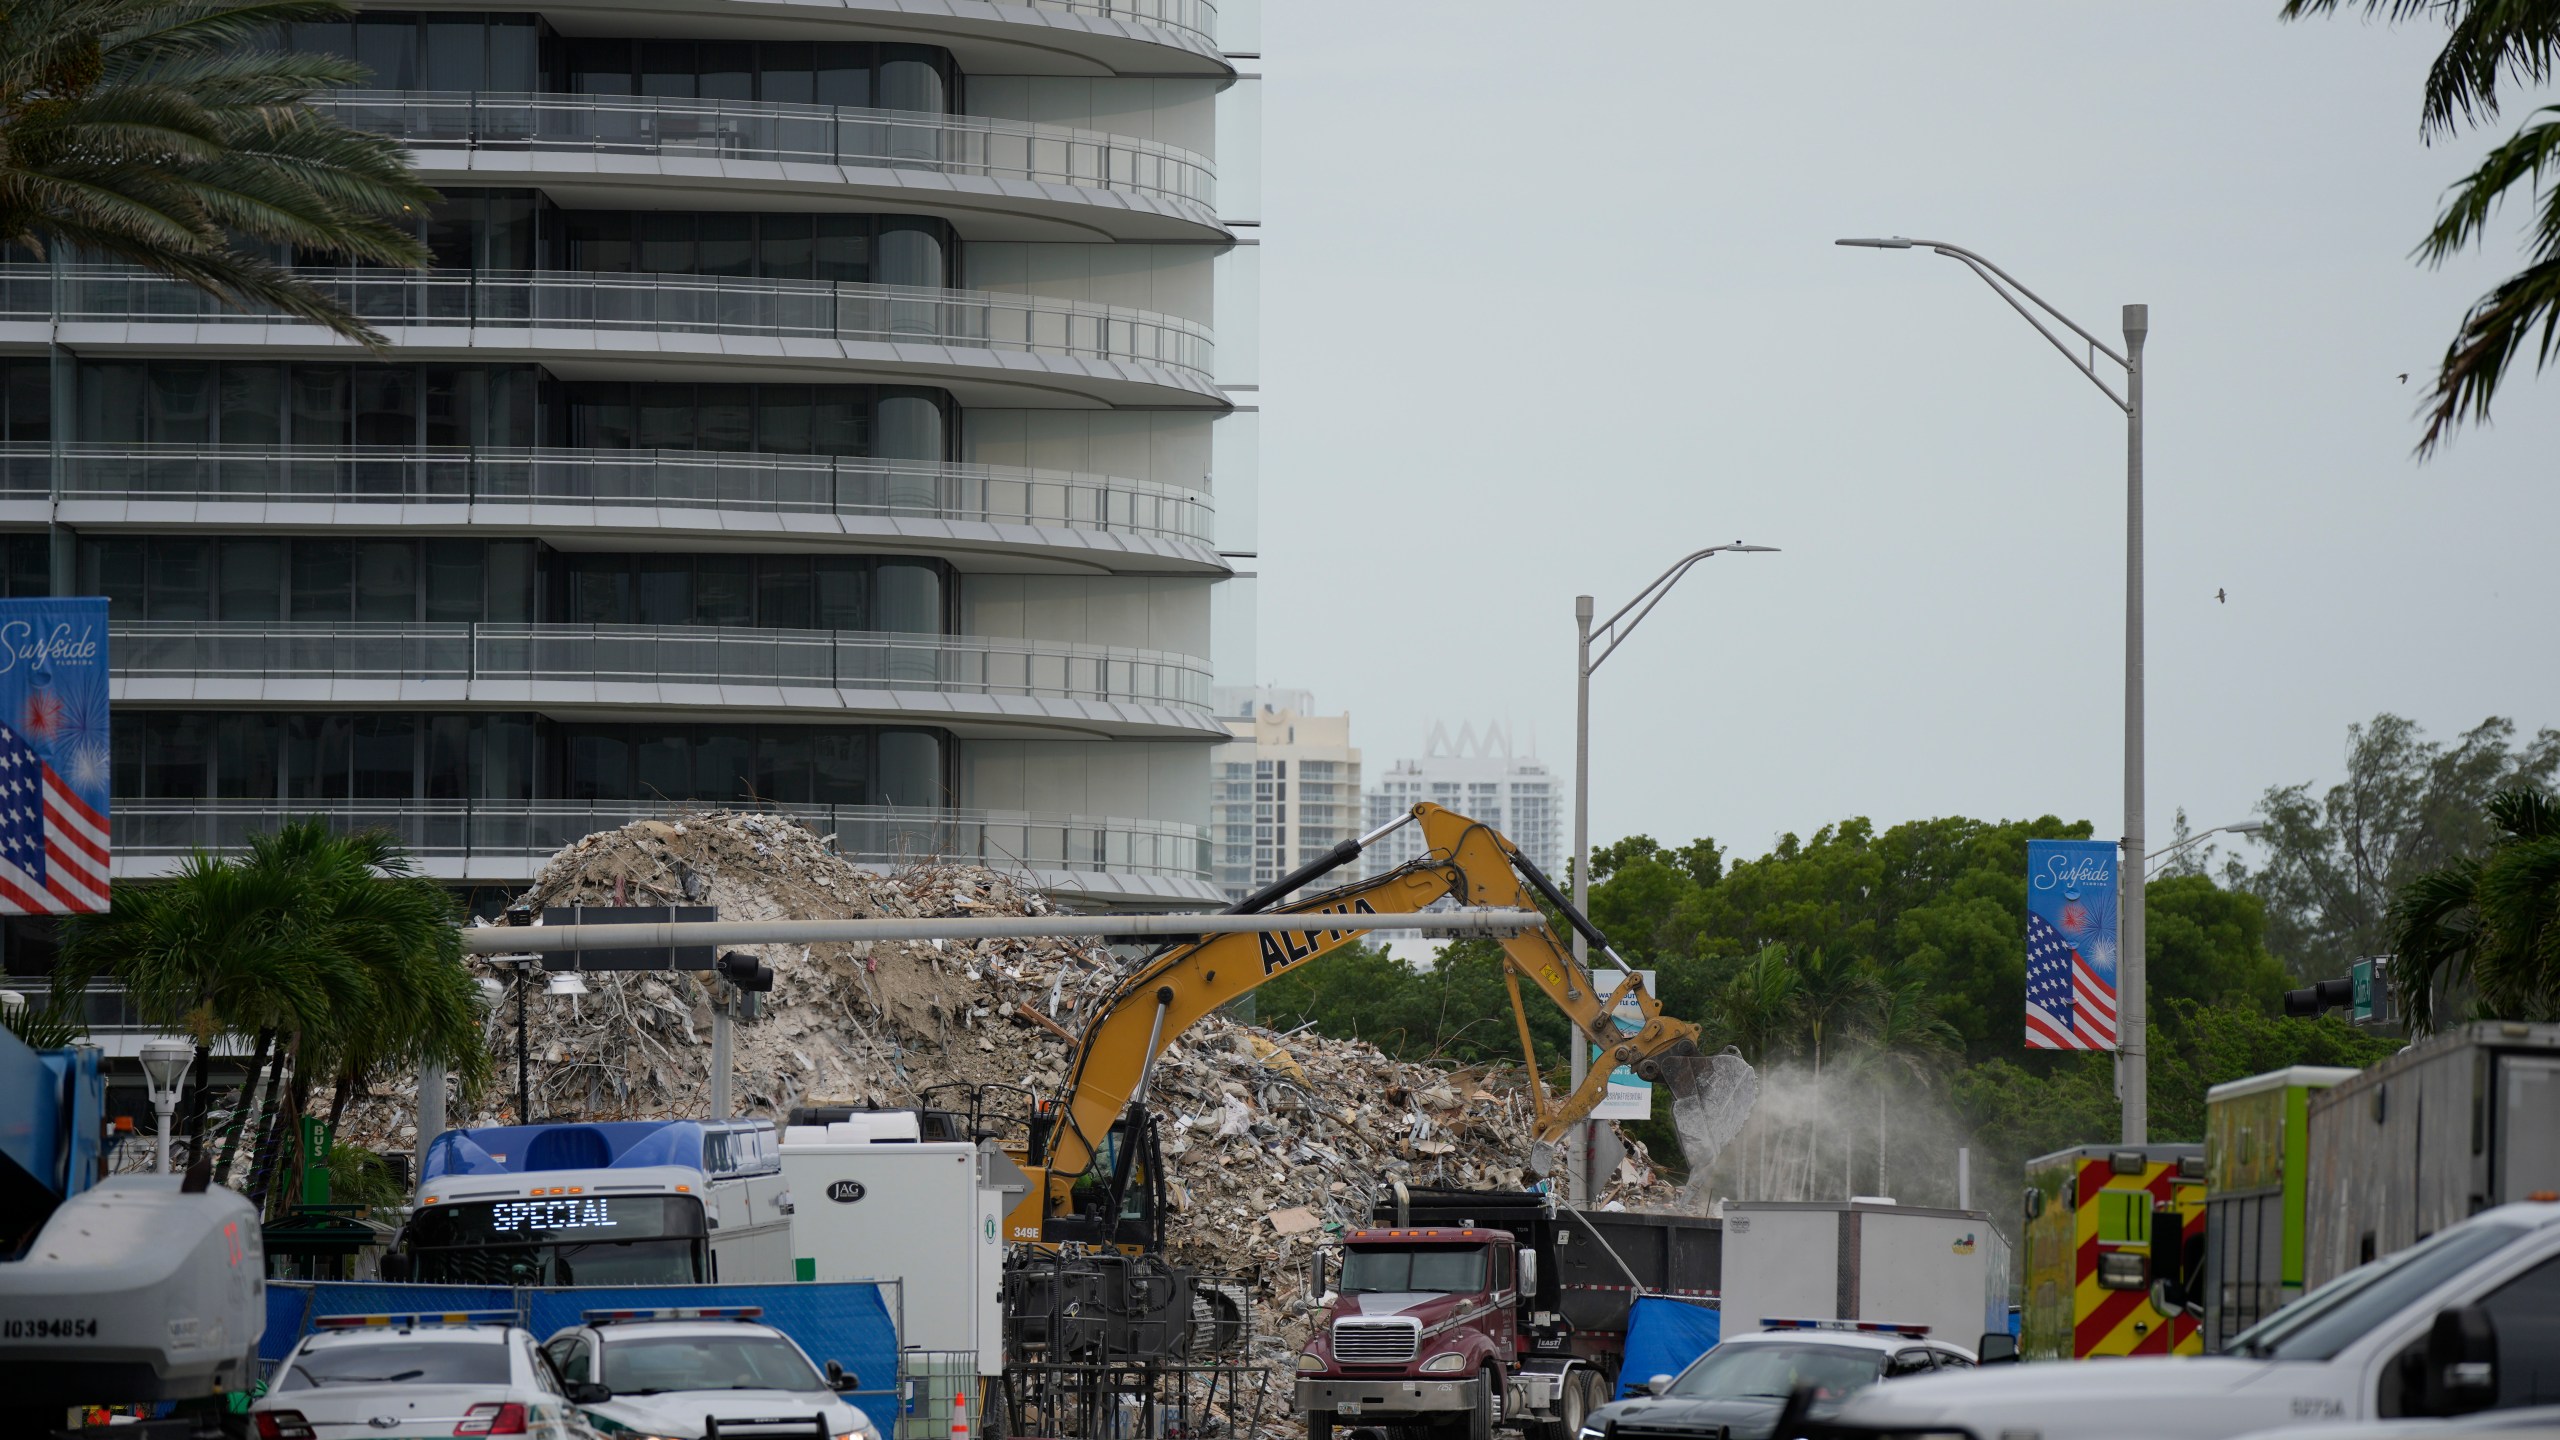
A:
[[6, 267, 1216, 386], [8, 444, 1215, 547], [316, 91, 1217, 217], [112, 799, 1212, 882], [109, 621, 1216, 711]]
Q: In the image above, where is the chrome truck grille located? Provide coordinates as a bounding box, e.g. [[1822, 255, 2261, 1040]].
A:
[[1330, 1317, 1421, 1364]]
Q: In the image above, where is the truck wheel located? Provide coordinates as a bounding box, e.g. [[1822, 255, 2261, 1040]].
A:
[[1550, 1369, 1590, 1440], [1307, 1408, 1336, 1440], [1466, 1370, 1495, 1440]]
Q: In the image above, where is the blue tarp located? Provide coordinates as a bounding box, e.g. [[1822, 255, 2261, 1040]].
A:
[[264, 1280, 901, 1433], [1616, 1296, 1722, 1399]]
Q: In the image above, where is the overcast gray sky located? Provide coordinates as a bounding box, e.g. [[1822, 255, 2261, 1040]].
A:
[[1252, 1, 2560, 866]]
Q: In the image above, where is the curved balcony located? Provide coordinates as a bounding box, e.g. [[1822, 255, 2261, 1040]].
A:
[[397, 0, 1228, 79], [7, 267, 1223, 409], [110, 799, 1220, 901], [320, 92, 1222, 243], [11, 445, 1223, 575], [109, 621, 1223, 738]]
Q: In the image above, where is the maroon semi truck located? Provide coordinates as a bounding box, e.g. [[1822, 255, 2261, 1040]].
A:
[[1294, 1186, 1721, 1440]]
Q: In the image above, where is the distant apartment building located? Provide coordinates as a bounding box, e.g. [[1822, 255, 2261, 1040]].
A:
[[1363, 721, 1563, 880], [1209, 687, 1360, 902]]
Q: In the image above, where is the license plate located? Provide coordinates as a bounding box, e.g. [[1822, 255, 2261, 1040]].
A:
[[1339, 1405, 1361, 1415]]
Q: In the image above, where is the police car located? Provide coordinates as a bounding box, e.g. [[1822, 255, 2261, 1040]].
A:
[[540, 1307, 876, 1440], [249, 1311, 594, 1439], [1577, 1320, 1977, 1440]]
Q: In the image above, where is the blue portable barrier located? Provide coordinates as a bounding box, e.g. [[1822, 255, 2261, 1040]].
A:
[[265, 1280, 901, 1433]]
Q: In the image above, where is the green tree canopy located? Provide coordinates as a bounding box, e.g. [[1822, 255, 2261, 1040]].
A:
[[2232, 714, 2560, 980]]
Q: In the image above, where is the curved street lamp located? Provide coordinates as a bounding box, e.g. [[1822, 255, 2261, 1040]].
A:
[[2145, 819, 2264, 878], [1568, 541, 1779, 1199], [1837, 235, 2152, 1145]]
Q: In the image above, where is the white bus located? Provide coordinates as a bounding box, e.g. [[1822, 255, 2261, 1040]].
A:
[[390, 1120, 791, 1286]]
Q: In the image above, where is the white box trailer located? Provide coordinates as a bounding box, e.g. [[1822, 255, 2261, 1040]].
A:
[[1720, 1200, 2010, 1349], [781, 1114, 1029, 1378]]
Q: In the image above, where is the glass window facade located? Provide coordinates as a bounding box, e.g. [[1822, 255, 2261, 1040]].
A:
[[0, 359, 49, 443], [114, 713, 950, 807], [80, 536, 948, 631], [66, 361, 951, 459], [283, 14, 959, 113], [557, 37, 955, 110], [558, 212, 951, 289]]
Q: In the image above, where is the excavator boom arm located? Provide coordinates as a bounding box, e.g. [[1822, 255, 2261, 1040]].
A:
[[1035, 804, 1702, 1218]]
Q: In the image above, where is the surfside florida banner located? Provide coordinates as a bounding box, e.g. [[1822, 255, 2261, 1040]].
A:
[[2025, 838, 2117, 1051], [0, 599, 110, 913]]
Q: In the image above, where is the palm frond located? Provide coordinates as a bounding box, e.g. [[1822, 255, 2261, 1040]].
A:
[[2282, 0, 2560, 138]]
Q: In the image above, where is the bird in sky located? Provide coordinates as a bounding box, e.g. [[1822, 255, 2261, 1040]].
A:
[[2216, 588, 2227, 604]]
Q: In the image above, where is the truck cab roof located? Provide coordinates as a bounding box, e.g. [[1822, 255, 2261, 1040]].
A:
[[1344, 1226, 1515, 1244]]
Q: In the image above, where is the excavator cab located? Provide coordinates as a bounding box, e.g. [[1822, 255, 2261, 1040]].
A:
[[1050, 1114, 1166, 1251]]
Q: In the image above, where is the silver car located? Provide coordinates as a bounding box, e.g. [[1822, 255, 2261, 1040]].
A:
[[250, 1312, 594, 1440]]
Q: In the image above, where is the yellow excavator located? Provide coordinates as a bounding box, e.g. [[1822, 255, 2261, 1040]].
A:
[[1005, 800, 1732, 1250]]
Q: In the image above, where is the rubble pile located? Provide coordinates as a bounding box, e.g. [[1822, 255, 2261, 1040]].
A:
[[334, 809, 1676, 1399]]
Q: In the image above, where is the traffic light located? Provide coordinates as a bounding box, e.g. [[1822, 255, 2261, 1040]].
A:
[[2283, 976, 2355, 1018], [716, 951, 774, 993]]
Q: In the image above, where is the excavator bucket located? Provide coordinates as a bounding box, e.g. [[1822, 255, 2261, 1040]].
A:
[[1638, 1042, 1760, 1177]]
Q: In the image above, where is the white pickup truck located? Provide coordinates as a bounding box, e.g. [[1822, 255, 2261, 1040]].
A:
[[1816, 1201, 2560, 1440]]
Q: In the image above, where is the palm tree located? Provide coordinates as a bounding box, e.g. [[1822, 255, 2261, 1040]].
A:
[[57, 848, 368, 1174], [1789, 947, 1883, 1077], [57, 819, 485, 1204], [256, 823, 483, 1146], [1709, 944, 1803, 1069], [2281, 0, 2560, 452], [2387, 789, 2560, 1030], [1852, 972, 1963, 1196], [0, 0, 437, 346]]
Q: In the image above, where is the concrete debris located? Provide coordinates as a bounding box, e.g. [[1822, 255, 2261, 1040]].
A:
[[332, 808, 1680, 1417]]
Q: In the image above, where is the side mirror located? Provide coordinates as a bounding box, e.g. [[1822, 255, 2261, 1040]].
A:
[[378, 1252, 410, 1283], [2421, 1306, 2497, 1417], [1518, 1250, 1539, 1301], [1308, 1246, 1336, 1301], [565, 1381, 612, 1405], [1975, 1333, 2018, 1365], [1645, 1375, 1673, 1398], [825, 1359, 860, 1392]]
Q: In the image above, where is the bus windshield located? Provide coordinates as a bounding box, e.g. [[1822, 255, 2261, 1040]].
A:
[[406, 1194, 706, 1285]]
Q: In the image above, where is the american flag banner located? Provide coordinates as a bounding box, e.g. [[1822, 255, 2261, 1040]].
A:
[[0, 600, 110, 914], [2025, 838, 2118, 1052]]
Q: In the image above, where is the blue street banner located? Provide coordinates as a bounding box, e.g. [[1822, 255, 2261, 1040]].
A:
[[0, 599, 110, 913], [2024, 839, 2117, 1052]]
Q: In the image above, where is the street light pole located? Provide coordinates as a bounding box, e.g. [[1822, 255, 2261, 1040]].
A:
[[1570, 542, 1778, 1200], [1837, 236, 2151, 1144], [2122, 303, 2149, 1148], [139, 1038, 195, 1176]]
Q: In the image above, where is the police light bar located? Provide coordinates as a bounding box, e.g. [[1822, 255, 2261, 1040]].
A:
[[315, 1311, 515, 1330], [580, 1306, 765, 1324], [1760, 1318, 1932, 1336]]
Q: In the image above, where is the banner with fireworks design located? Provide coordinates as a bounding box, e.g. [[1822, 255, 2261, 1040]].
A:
[[0, 599, 110, 913], [2025, 838, 2117, 1051]]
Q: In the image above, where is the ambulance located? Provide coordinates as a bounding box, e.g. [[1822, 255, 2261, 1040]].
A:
[[2019, 1143, 2203, 1359]]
